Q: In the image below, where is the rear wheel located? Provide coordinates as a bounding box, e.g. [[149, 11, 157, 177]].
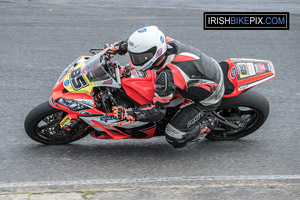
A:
[[24, 101, 92, 145], [206, 90, 269, 140]]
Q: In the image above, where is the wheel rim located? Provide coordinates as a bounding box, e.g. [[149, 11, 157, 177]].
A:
[[36, 111, 89, 141], [211, 106, 259, 138]]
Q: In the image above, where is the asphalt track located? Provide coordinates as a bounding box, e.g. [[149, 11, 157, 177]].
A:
[[0, 0, 300, 197]]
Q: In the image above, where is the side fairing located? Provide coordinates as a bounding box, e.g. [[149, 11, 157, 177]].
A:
[[80, 116, 148, 131], [121, 70, 156, 105]]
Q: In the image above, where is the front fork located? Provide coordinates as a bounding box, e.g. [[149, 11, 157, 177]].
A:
[[59, 114, 79, 131]]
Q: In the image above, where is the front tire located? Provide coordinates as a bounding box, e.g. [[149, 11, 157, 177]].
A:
[[206, 90, 270, 140], [24, 101, 91, 145]]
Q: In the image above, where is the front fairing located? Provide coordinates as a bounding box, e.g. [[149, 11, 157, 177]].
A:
[[49, 50, 154, 138], [54, 56, 82, 87], [62, 51, 120, 96]]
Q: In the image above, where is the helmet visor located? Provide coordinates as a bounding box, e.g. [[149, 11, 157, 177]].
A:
[[129, 46, 157, 66]]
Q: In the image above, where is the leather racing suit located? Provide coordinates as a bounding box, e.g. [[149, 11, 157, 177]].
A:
[[119, 37, 224, 147]]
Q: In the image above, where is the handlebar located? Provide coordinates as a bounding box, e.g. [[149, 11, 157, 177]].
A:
[[89, 48, 116, 55], [89, 48, 103, 55]]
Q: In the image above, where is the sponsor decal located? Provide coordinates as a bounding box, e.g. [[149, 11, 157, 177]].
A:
[[259, 63, 266, 73], [197, 80, 209, 84], [238, 74, 274, 91], [254, 63, 261, 73], [160, 35, 165, 43], [237, 63, 250, 79], [137, 28, 147, 33], [102, 120, 135, 127], [156, 48, 162, 58], [82, 66, 88, 74], [247, 63, 256, 76], [64, 79, 70, 86], [238, 84, 249, 91], [60, 116, 71, 128], [187, 110, 205, 128], [155, 84, 165, 90], [100, 116, 115, 121], [230, 66, 237, 79], [102, 79, 112, 85], [115, 121, 135, 127], [264, 63, 270, 72]]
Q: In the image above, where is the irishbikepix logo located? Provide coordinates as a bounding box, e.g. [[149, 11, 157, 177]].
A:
[[204, 12, 289, 30]]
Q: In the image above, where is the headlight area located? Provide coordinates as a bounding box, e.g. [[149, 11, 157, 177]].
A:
[[55, 98, 94, 111]]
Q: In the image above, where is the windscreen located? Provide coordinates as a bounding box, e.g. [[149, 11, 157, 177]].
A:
[[85, 54, 111, 82]]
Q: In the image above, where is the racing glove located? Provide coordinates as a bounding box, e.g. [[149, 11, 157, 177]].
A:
[[104, 40, 128, 55], [112, 105, 135, 121]]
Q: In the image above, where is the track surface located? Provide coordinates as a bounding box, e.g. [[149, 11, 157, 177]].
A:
[[0, 0, 299, 193]]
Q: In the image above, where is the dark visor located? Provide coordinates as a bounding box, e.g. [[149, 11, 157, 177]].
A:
[[129, 46, 157, 66]]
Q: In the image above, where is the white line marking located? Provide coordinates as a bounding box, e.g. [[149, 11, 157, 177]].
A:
[[0, 175, 299, 189]]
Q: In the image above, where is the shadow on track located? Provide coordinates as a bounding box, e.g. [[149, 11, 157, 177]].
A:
[[22, 139, 259, 160]]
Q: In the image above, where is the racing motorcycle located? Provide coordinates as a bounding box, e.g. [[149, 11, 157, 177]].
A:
[[24, 48, 275, 145]]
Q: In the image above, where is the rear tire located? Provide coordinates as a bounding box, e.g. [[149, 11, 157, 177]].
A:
[[24, 101, 91, 145], [206, 90, 269, 140]]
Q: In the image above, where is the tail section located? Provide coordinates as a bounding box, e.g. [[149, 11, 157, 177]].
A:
[[220, 58, 275, 98]]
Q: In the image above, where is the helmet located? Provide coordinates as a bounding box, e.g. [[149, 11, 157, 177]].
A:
[[127, 26, 167, 71]]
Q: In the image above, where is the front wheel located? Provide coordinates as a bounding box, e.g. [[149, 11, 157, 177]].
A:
[[206, 90, 270, 140], [24, 101, 92, 145]]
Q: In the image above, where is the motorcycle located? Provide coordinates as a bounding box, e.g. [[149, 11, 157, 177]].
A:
[[24, 46, 275, 145]]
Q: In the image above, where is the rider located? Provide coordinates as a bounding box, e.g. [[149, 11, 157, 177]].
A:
[[109, 26, 224, 147]]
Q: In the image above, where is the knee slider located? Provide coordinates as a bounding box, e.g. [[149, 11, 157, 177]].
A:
[[165, 124, 188, 146], [165, 123, 201, 146]]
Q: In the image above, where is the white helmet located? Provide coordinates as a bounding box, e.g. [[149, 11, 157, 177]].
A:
[[127, 26, 167, 71]]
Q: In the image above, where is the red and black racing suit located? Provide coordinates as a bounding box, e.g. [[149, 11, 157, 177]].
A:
[[125, 37, 225, 146]]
